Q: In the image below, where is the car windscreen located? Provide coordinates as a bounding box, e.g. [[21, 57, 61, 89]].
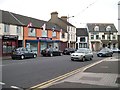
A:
[[75, 49, 87, 53]]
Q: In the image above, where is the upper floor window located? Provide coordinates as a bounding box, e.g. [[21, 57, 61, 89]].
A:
[[62, 33, 65, 38], [94, 26, 99, 31], [112, 35, 116, 39], [4, 24, 10, 33], [80, 37, 86, 42], [52, 31, 57, 37], [91, 35, 94, 39], [96, 35, 99, 39], [28, 28, 36, 36], [16, 26, 21, 34], [102, 35, 105, 39], [42, 30, 47, 37], [106, 26, 111, 31]]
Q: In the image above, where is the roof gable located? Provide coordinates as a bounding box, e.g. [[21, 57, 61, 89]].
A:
[[76, 28, 88, 36], [87, 23, 118, 32]]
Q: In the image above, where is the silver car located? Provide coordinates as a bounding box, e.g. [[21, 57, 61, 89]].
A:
[[71, 48, 93, 61]]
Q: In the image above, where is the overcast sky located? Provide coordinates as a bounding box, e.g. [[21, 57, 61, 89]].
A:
[[0, 0, 119, 28]]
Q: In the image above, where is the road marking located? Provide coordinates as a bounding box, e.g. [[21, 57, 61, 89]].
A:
[[11, 86, 23, 90], [29, 58, 109, 89], [0, 82, 5, 85]]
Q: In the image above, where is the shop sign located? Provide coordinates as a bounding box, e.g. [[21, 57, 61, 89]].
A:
[[37, 37, 52, 40], [2, 35, 18, 40]]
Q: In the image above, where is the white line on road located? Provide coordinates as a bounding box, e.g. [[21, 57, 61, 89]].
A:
[[11, 86, 23, 90], [0, 82, 5, 85]]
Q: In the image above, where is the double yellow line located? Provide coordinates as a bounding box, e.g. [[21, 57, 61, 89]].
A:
[[29, 58, 108, 90]]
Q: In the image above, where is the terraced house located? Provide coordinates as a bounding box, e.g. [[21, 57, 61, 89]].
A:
[[0, 10, 64, 57], [48, 12, 76, 49], [87, 23, 118, 51]]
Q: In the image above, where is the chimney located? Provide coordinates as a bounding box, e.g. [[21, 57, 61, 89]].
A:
[[51, 11, 58, 19], [61, 16, 67, 21]]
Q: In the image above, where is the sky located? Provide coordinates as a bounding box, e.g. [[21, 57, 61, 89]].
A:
[[0, 0, 119, 28]]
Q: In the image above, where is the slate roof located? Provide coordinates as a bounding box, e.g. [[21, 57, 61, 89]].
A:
[[59, 18, 75, 27], [87, 23, 118, 32], [0, 10, 62, 31], [76, 28, 88, 36]]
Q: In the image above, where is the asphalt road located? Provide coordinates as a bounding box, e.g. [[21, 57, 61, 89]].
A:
[[1, 53, 118, 89]]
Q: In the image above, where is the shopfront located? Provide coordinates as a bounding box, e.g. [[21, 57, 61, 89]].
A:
[[2, 35, 18, 56]]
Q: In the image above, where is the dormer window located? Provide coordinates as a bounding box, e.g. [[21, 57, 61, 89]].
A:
[[106, 26, 111, 31], [94, 26, 99, 31]]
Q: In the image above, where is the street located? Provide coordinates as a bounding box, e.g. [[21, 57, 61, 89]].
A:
[[2, 53, 119, 89]]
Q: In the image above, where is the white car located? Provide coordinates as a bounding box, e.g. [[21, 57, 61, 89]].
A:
[[111, 48, 120, 53], [71, 48, 93, 61]]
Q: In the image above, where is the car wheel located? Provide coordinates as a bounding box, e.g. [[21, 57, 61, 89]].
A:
[[71, 59, 74, 61], [90, 57, 92, 60], [82, 57, 85, 62], [21, 55, 24, 60], [60, 53, 63, 56], [33, 54, 37, 58], [50, 53, 53, 57]]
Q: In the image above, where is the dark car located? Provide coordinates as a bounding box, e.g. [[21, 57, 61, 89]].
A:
[[11, 47, 37, 59], [41, 48, 63, 57], [63, 48, 76, 55], [97, 47, 113, 57]]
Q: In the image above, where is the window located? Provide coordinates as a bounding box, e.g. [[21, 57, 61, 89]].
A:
[[52, 31, 56, 37], [107, 35, 110, 40], [62, 33, 65, 38], [91, 35, 94, 39], [16, 26, 21, 34], [106, 26, 111, 31], [42, 30, 47, 37], [112, 35, 116, 39], [94, 26, 99, 31], [80, 37, 85, 42], [4, 24, 10, 33], [28, 28, 36, 36], [102, 35, 105, 39], [96, 35, 99, 39]]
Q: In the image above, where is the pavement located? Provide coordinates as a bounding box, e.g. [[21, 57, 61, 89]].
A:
[[43, 56, 120, 90]]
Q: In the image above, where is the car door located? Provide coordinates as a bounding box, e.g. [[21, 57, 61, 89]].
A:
[[86, 49, 93, 60]]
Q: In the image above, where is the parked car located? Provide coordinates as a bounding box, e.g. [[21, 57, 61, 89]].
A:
[[71, 48, 93, 61], [11, 47, 37, 60], [63, 48, 76, 55], [41, 48, 63, 57], [97, 47, 113, 57], [111, 48, 120, 53]]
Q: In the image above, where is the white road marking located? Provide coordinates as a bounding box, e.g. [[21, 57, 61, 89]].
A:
[[11, 86, 22, 90], [0, 82, 5, 85]]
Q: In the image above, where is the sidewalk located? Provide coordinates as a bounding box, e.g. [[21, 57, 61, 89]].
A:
[[43, 56, 120, 89]]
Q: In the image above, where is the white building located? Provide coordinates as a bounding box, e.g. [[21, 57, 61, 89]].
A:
[[87, 23, 118, 51]]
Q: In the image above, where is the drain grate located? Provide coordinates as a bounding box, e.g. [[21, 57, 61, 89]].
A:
[[116, 77, 120, 84], [80, 76, 102, 81]]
